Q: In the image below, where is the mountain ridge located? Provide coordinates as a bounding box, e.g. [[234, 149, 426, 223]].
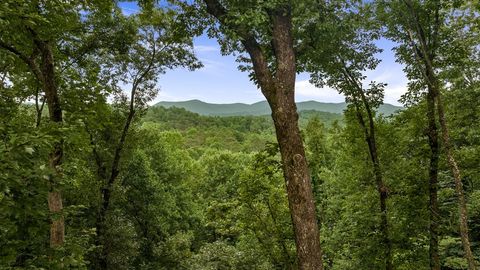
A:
[[155, 99, 402, 116]]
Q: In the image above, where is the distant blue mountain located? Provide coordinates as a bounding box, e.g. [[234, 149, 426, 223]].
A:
[[155, 99, 402, 116]]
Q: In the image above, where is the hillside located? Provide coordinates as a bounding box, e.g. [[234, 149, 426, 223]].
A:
[[144, 106, 343, 131], [155, 99, 402, 116]]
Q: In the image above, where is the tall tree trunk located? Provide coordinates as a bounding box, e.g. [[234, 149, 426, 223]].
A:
[[366, 126, 392, 270], [94, 87, 136, 270], [0, 30, 65, 248], [403, 1, 475, 265], [95, 192, 109, 270], [40, 41, 65, 248], [264, 9, 323, 270], [426, 88, 440, 270], [342, 65, 392, 270], [269, 92, 324, 270], [92, 33, 157, 267], [436, 91, 476, 270], [353, 103, 392, 270], [202, 2, 324, 268], [423, 48, 475, 268]]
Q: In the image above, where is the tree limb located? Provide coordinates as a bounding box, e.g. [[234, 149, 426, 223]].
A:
[[203, 0, 275, 97]]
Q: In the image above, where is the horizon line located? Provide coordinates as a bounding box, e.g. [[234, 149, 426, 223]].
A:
[[154, 99, 402, 107]]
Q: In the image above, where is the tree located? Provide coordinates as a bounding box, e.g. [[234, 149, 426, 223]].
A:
[[0, 0, 113, 249], [118, 128, 200, 269], [83, 8, 200, 269], [301, 3, 393, 267], [377, 0, 478, 268], [0, 1, 63, 248], [238, 143, 296, 269], [304, 117, 332, 226], [196, 1, 324, 268]]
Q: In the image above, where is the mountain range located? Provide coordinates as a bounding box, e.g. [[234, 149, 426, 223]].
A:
[[155, 99, 402, 116]]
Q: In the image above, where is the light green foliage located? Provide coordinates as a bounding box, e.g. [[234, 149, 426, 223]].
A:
[[0, 105, 51, 267], [1, 0, 480, 269], [108, 126, 199, 269], [440, 83, 480, 266], [0, 105, 95, 269], [187, 143, 295, 269], [318, 111, 385, 269], [237, 143, 295, 268]]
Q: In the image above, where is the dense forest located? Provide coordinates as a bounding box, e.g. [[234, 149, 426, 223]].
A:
[[1, 0, 479, 269]]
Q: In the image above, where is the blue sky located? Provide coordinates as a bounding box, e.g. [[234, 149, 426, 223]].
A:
[[120, 2, 407, 106]]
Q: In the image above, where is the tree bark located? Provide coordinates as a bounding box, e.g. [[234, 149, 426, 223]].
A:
[[93, 112, 135, 270], [426, 88, 440, 270], [0, 35, 65, 248], [436, 92, 476, 270], [422, 38, 475, 269], [255, 9, 324, 270], [202, 1, 324, 269], [269, 91, 324, 270], [423, 48, 475, 270], [358, 111, 392, 270], [92, 34, 158, 268], [39, 40, 65, 248], [353, 103, 392, 270], [402, 1, 475, 265], [341, 65, 392, 270], [94, 85, 137, 270]]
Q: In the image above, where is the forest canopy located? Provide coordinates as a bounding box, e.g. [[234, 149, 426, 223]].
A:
[[0, 0, 479, 270]]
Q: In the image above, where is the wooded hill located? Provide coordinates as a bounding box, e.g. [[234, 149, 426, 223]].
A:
[[155, 99, 402, 116]]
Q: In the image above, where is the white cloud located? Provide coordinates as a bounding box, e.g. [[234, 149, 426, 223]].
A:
[[197, 58, 227, 75], [294, 78, 406, 106], [194, 45, 220, 53], [368, 70, 407, 106], [363, 58, 408, 105], [149, 90, 205, 105], [151, 91, 180, 103], [295, 80, 345, 103], [384, 85, 407, 105], [366, 70, 394, 83]]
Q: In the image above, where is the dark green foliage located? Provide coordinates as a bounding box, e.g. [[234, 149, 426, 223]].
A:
[[144, 106, 274, 133], [155, 99, 402, 116], [143, 106, 343, 153], [1, 0, 479, 269]]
